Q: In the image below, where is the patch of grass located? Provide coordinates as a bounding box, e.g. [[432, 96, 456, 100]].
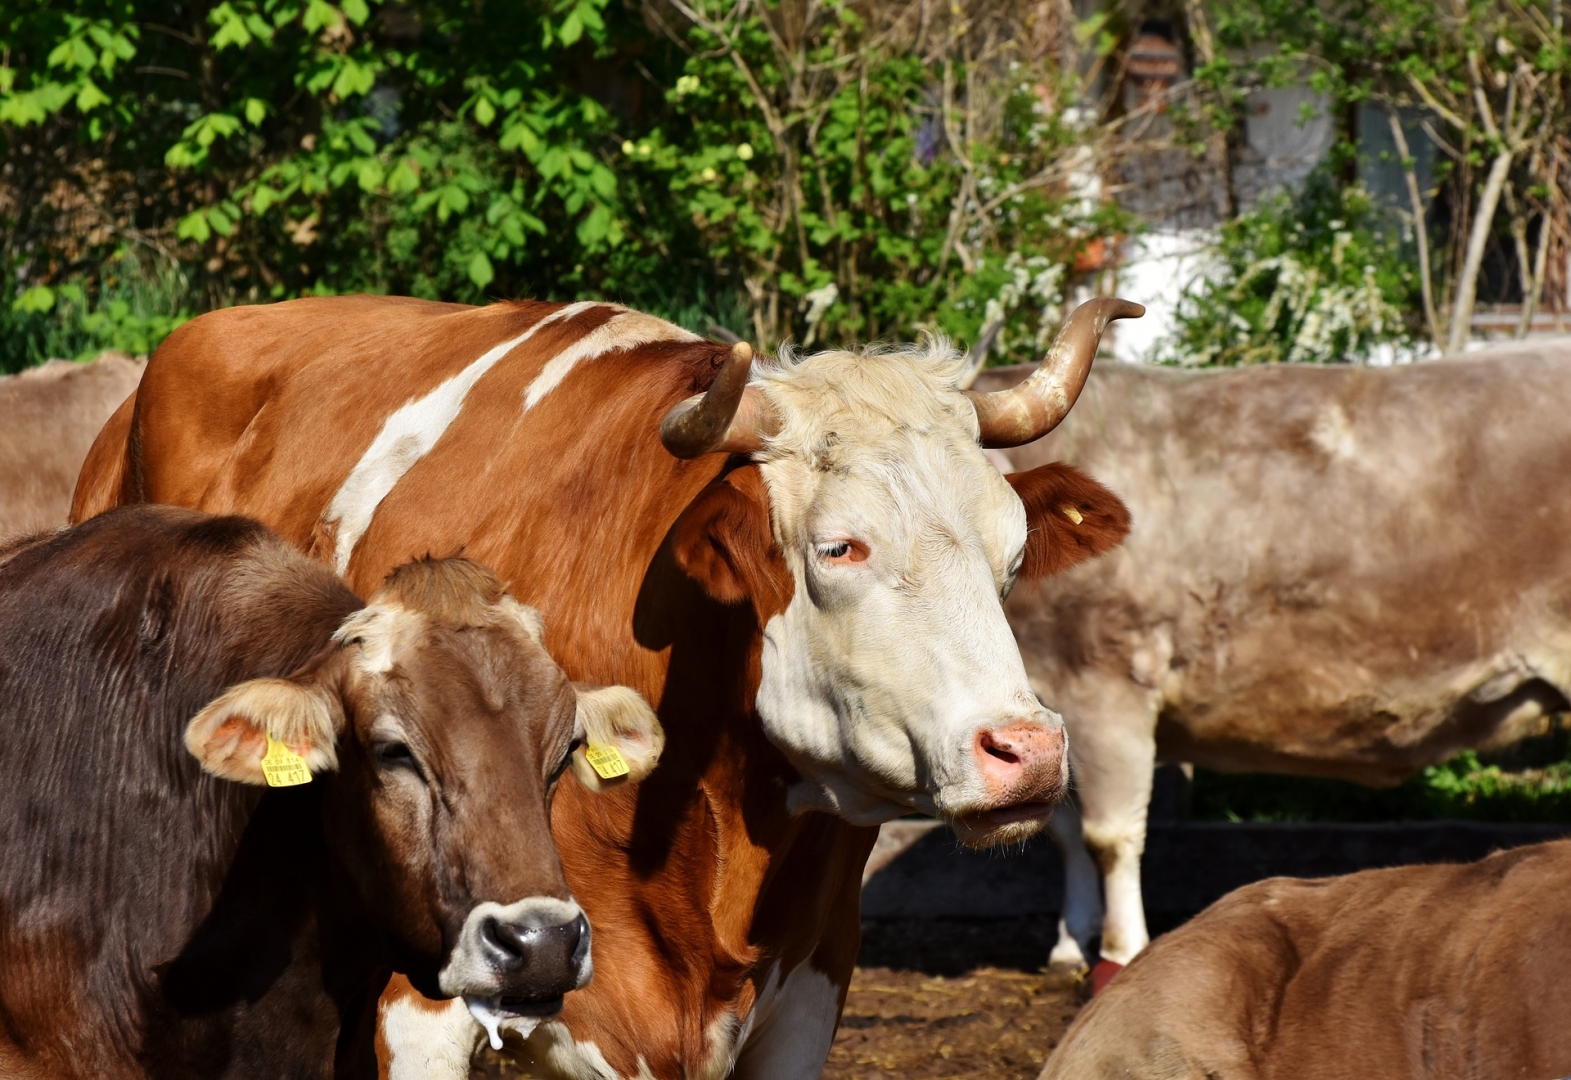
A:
[[3, 254, 192, 373], [1191, 720, 1571, 823]]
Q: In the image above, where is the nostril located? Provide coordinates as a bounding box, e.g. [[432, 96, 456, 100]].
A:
[[567, 914, 589, 969], [481, 916, 527, 966], [977, 730, 1022, 767]]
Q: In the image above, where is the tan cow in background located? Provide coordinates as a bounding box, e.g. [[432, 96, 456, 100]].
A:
[[980, 338, 1571, 977], [0, 354, 143, 538], [1039, 838, 1571, 1078]]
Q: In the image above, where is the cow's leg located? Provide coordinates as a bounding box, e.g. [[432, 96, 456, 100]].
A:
[[730, 961, 845, 1080], [1045, 800, 1103, 971], [1063, 681, 1160, 968]]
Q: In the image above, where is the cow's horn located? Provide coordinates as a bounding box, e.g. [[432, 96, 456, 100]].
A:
[[964, 297, 1144, 448], [660, 341, 779, 458]]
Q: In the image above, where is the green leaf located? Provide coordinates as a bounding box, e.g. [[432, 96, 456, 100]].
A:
[[467, 251, 495, 289], [341, 0, 371, 25], [252, 184, 282, 214], [387, 159, 420, 193], [304, 0, 340, 33], [75, 80, 109, 112], [356, 158, 385, 191], [176, 210, 212, 243], [499, 118, 541, 155], [207, 206, 235, 236], [559, 10, 583, 45], [474, 96, 496, 127], [577, 203, 612, 246], [245, 97, 270, 126], [211, 9, 254, 50], [13, 285, 56, 314]]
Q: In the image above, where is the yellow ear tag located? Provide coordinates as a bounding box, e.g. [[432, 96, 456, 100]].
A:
[[584, 743, 629, 781], [261, 735, 313, 788], [1060, 505, 1084, 525]]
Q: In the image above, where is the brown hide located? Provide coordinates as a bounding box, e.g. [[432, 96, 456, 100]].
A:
[[0, 506, 622, 1079], [1007, 463, 1131, 583], [69, 297, 871, 1078], [1040, 839, 1571, 1079], [69, 295, 1124, 1077], [0, 354, 142, 537]]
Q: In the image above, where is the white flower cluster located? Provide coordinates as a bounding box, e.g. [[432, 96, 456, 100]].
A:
[[981, 252, 1066, 354]]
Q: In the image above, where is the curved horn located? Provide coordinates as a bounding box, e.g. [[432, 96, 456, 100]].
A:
[[964, 297, 1144, 448], [659, 342, 779, 459]]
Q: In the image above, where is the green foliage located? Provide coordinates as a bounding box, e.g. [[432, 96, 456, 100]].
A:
[[2, 0, 1120, 367], [0, 0, 699, 367], [1194, 736, 1571, 823], [1, 253, 191, 373], [1159, 170, 1421, 365], [635, 4, 1128, 351]]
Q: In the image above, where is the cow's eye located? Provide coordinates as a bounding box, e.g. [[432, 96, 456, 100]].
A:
[[816, 540, 869, 565], [373, 740, 416, 769]]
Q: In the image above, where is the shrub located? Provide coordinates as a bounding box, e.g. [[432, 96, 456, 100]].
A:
[[1157, 169, 1421, 365]]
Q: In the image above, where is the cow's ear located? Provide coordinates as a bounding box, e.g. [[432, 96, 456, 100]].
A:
[[1009, 462, 1130, 582], [671, 468, 791, 614], [569, 684, 665, 792], [185, 677, 343, 785]]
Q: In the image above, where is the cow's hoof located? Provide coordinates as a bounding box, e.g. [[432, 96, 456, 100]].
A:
[[1047, 957, 1089, 977], [1089, 959, 1123, 996]]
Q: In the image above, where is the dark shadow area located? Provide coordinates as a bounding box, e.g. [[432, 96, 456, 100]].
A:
[[857, 917, 1057, 976]]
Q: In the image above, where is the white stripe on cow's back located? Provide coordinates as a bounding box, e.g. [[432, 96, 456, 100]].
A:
[[323, 301, 596, 573], [324, 302, 699, 574], [522, 308, 701, 411]]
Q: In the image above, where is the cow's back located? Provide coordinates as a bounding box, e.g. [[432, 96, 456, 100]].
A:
[[1041, 839, 1571, 1079], [73, 295, 473, 520], [991, 349, 1571, 778], [0, 505, 359, 1079], [1, 354, 143, 537]]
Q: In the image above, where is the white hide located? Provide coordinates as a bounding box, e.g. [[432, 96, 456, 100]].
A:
[[381, 994, 486, 1080], [748, 343, 1063, 832]]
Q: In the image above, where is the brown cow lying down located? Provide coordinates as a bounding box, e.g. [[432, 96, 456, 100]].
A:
[[1038, 838, 1571, 1079], [0, 505, 662, 1080], [0, 353, 143, 539]]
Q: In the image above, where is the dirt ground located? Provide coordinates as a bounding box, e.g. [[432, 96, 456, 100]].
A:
[[823, 918, 1084, 1080], [477, 917, 1087, 1079]]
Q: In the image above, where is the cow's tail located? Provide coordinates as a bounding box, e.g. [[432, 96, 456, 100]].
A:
[[70, 390, 137, 522]]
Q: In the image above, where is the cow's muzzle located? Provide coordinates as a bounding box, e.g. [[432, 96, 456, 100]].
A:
[[439, 897, 592, 1048], [949, 719, 1068, 847]]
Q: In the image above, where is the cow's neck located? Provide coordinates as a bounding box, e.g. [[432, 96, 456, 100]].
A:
[[552, 540, 876, 1073]]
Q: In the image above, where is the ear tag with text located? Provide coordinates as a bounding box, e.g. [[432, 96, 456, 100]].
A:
[[584, 743, 629, 780], [262, 735, 313, 788], [1059, 505, 1084, 525]]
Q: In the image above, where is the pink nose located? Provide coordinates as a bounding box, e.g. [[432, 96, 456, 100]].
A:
[[973, 722, 1066, 802]]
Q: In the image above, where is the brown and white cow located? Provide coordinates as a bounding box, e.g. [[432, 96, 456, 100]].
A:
[[70, 294, 1137, 1078], [0, 353, 142, 538], [0, 504, 661, 1080], [977, 339, 1571, 977], [1038, 837, 1571, 1079]]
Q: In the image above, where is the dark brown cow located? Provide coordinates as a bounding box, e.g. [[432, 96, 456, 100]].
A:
[[0, 353, 143, 538], [70, 294, 1136, 1079], [1039, 838, 1571, 1079], [0, 505, 661, 1080]]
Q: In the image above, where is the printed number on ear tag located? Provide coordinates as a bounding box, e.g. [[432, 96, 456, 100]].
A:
[[584, 744, 629, 780], [262, 735, 312, 788]]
